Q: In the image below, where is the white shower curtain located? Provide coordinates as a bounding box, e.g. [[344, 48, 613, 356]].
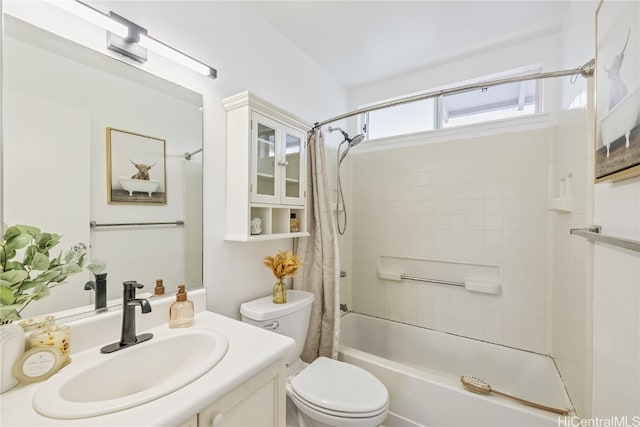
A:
[[293, 130, 340, 362]]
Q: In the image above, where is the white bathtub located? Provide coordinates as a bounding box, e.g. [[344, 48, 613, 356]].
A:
[[339, 313, 573, 427]]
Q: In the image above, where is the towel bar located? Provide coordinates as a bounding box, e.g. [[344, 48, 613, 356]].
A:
[[570, 226, 640, 253]]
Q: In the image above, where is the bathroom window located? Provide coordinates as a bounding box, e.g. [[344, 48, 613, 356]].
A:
[[359, 65, 542, 140], [364, 98, 436, 139]]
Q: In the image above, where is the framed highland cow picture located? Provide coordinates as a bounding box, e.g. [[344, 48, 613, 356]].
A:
[[107, 127, 167, 204], [594, 0, 640, 182]]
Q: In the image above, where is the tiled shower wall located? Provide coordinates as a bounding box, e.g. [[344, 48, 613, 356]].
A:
[[350, 126, 553, 353]]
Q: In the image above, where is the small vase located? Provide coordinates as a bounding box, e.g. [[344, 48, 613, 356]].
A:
[[273, 280, 287, 304]]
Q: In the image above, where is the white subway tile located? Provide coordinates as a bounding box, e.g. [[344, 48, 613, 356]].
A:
[[418, 185, 435, 200], [484, 214, 504, 230], [504, 181, 525, 198], [433, 215, 450, 230], [484, 182, 504, 198], [349, 128, 552, 353], [433, 316, 450, 332], [503, 198, 525, 214], [522, 335, 546, 353], [467, 215, 484, 230], [484, 198, 504, 214], [484, 231, 504, 247], [503, 330, 524, 348]]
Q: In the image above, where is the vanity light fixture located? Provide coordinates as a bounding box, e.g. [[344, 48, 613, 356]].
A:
[[45, 0, 217, 79], [46, 0, 129, 39], [138, 34, 214, 78]]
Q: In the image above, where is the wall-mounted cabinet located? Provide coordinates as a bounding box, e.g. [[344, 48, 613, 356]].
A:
[[223, 92, 310, 241]]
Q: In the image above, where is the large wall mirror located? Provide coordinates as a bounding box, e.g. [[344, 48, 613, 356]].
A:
[[2, 14, 204, 320]]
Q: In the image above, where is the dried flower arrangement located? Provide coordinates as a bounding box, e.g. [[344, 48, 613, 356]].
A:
[[263, 250, 303, 280], [263, 250, 303, 304]]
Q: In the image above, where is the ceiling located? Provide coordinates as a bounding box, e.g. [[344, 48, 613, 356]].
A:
[[247, 1, 571, 89]]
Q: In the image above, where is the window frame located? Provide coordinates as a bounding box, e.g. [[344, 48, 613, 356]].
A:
[[358, 64, 544, 141]]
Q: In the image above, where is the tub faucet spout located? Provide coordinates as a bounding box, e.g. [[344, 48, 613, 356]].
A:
[[100, 281, 153, 353]]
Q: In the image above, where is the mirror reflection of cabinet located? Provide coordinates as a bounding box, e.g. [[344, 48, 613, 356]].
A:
[[224, 92, 309, 241]]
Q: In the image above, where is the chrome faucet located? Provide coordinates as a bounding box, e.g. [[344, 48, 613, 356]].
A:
[[101, 281, 153, 353]]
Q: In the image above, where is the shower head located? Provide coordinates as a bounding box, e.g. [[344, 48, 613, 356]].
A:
[[338, 132, 365, 164], [329, 125, 365, 157], [350, 133, 365, 147], [329, 125, 366, 164]]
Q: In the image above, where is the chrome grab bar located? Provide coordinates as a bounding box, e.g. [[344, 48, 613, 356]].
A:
[[401, 275, 466, 288]]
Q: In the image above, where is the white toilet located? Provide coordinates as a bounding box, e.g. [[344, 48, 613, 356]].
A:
[[241, 290, 389, 427]]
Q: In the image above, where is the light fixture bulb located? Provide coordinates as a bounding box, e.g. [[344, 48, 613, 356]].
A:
[[45, 0, 129, 39], [138, 34, 212, 77]]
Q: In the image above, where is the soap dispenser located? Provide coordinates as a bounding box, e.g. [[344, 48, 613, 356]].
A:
[[169, 285, 194, 328]]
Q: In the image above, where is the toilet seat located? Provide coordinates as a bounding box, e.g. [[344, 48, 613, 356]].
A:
[[289, 389, 387, 419], [290, 357, 388, 417]]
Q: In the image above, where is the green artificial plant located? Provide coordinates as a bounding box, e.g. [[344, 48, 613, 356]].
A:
[[0, 224, 106, 323]]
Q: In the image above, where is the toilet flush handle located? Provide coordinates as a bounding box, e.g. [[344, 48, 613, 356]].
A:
[[263, 321, 279, 331]]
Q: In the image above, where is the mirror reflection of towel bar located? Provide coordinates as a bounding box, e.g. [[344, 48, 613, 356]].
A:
[[90, 220, 184, 228]]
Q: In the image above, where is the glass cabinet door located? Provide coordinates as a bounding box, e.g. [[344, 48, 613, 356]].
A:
[[282, 128, 305, 205], [251, 113, 279, 203]]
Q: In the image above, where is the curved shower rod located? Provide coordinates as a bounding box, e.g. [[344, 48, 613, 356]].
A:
[[312, 58, 595, 130]]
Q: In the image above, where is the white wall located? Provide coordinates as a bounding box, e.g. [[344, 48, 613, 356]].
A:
[[2, 1, 347, 320], [593, 179, 640, 418], [550, 0, 597, 417], [554, 0, 640, 418], [348, 32, 563, 116], [75, 1, 347, 319], [592, 0, 640, 391], [556, 0, 640, 418]]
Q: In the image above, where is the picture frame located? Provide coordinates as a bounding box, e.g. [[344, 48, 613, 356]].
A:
[[594, 0, 640, 182], [107, 128, 167, 204]]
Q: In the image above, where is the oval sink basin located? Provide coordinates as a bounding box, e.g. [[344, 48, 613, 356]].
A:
[[34, 329, 228, 419]]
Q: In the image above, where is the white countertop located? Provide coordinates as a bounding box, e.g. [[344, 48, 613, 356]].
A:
[[0, 289, 295, 426]]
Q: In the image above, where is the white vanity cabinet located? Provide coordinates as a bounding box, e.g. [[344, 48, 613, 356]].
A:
[[197, 361, 285, 427], [0, 295, 295, 427], [178, 415, 198, 427], [223, 91, 310, 241]]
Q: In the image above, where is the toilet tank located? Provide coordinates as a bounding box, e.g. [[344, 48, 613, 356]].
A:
[[240, 290, 314, 363]]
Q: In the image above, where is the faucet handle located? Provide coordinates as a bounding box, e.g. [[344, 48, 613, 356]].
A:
[[123, 281, 144, 291]]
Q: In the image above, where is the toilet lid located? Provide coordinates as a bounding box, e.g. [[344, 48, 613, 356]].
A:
[[290, 357, 388, 414]]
